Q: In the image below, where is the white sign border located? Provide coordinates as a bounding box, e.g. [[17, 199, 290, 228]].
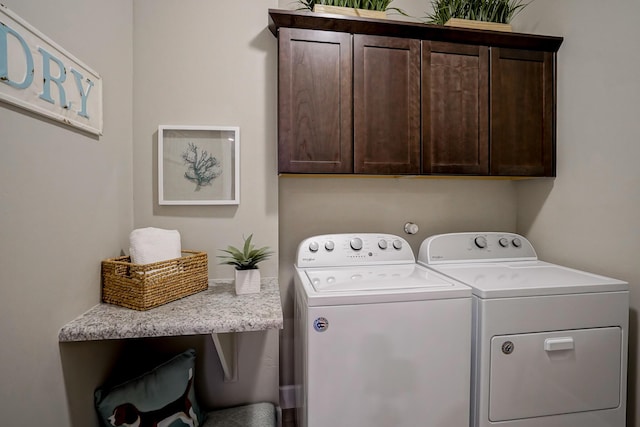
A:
[[0, 4, 103, 136]]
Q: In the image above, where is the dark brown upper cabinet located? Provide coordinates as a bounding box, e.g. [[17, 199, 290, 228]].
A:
[[269, 9, 563, 177], [278, 28, 353, 173], [354, 35, 421, 174], [422, 41, 489, 174], [490, 48, 555, 176]]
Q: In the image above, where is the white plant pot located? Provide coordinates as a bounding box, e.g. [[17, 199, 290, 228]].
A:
[[235, 269, 261, 295]]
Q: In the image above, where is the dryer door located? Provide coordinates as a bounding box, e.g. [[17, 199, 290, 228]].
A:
[[489, 327, 622, 422]]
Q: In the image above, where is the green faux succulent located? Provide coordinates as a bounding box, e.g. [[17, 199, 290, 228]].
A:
[[426, 0, 529, 25], [218, 234, 273, 270]]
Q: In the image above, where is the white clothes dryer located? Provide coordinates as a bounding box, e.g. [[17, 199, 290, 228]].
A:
[[418, 232, 629, 427], [294, 233, 472, 427]]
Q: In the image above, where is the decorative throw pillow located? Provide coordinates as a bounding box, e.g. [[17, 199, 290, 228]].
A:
[[95, 348, 205, 427]]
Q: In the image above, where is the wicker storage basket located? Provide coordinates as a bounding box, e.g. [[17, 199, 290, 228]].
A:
[[101, 250, 208, 311]]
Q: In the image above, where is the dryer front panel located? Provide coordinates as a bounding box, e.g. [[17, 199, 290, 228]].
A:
[[489, 327, 622, 421]]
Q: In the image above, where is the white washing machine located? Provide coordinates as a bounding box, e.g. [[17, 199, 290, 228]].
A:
[[294, 233, 472, 427], [417, 232, 629, 427]]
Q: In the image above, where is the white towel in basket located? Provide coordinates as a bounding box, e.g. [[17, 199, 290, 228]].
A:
[[129, 227, 182, 265]]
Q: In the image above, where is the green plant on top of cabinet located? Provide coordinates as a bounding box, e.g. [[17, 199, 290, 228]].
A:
[[426, 0, 529, 25], [296, 0, 397, 11]]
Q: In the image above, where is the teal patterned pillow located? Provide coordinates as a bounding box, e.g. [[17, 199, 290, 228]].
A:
[[95, 349, 205, 427]]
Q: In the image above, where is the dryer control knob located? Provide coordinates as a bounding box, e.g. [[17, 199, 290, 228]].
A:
[[474, 236, 488, 249], [499, 238, 509, 248], [325, 241, 335, 251], [392, 239, 403, 250], [378, 239, 388, 250], [308, 241, 319, 252], [350, 238, 363, 251], [512, 237, 522, 248]]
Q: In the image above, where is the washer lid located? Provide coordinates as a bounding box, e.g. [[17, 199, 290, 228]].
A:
[[299, 264, 471, 305], [307, 264, 454, 292], [434, 261, 628, 298]]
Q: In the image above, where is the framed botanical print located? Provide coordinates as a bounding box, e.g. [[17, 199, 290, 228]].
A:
[[158, 125, 240, 205]]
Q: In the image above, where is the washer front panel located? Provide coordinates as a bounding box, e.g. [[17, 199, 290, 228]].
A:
[[303, 294, 471, 427]]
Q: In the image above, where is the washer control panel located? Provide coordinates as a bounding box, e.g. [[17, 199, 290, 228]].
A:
[[418, 232, 538, 265], [296, 233, 414, 268]]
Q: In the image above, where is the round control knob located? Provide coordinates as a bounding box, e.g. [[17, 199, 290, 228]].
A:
[[308, 241, 319, 252], [378, 239, 388, 250], [474, 236, 488, 249], [512, 237, 522, 248], [392, 239, 403, 250], [324, 241, 335, 251], [350, 237, 363, 251], [499, 238, 509, 248]]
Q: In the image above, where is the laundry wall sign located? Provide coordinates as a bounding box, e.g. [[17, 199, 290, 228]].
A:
[[0, 5, 103, 135]]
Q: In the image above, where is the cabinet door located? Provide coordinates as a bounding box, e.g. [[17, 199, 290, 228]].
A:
[[422, 41, 489, 174], [491, 48, 555, 176], [278, 28, 353, 173], [354, 35, 420, 174]]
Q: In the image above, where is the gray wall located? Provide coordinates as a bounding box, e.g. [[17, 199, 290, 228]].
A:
[[132, 0, 279, 280], [131, 0, 281, 418], [0, 0, 133, 425], [513, 0, 640, 423]]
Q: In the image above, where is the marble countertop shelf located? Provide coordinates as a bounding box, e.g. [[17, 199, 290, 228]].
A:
[[58, 278, 283, 382], [59, 278, 283, 342]]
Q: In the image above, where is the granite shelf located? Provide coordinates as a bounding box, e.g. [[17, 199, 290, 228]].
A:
[[59, 277, 283, 381]]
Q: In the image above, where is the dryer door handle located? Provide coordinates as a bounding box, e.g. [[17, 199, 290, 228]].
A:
[[544, 337, 574, 351]]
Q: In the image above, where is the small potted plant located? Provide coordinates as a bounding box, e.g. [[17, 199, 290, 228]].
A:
[[218, 234, 273, 295]]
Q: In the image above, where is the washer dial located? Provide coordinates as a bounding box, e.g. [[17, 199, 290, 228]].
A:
[[350, 237, 363, 251], [474, 236, 488, 249]]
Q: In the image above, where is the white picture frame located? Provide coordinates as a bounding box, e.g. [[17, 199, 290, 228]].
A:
[[158, 125, 240, 205]]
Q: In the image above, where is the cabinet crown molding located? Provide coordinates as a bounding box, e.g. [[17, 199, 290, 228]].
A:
[[268, 9, 563, 52]]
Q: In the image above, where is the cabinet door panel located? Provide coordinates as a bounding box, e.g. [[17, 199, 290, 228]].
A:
[[491, 48, 555, 176], [278, 28, 353, 173], [354, 35, 420, 174], [423, 41, 489, 174]]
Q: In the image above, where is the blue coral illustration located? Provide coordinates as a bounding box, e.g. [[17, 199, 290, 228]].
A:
[[182, 142, 222, 191]]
